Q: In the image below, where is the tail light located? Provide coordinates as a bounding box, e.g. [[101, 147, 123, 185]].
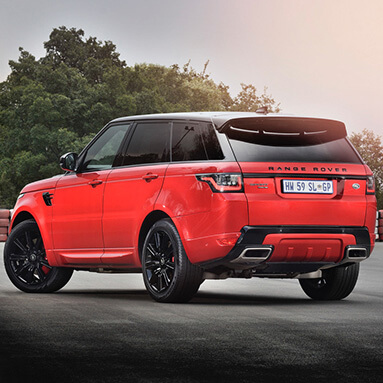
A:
[[196, 173, 244, 193], [366, 175, 375, 194]]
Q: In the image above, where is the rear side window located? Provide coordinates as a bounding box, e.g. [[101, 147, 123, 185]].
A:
[[201, 123, 225, 160], [226, 118, 362, 164], [122, 122, 170, 166], [172, 123, 206, 161], [171, 122, 224, 161]]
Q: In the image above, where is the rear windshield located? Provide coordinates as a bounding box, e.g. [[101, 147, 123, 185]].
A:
[[229, 138, 361, 163], [225, 118, 362, 164]]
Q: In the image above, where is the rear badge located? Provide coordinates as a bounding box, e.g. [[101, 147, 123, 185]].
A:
[[250, 183, 268, 189], [352, 183, 360, 190]]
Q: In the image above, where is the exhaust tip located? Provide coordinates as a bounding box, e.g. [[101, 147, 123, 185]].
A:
[[345, 246, 368, 260], [231, 246, 273, 264], [242, 248, 272, 259]]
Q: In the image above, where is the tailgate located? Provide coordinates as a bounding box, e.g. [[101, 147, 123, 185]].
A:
[[240, 162, 368, 227]]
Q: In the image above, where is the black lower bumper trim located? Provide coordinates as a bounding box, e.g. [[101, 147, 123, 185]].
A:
[[199, 225, 371, 270], [237, 225, 371, 246]]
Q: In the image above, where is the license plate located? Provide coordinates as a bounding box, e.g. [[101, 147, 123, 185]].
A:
[[282, 180, 333, 194]]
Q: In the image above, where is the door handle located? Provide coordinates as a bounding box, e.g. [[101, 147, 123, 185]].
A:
[[142, 173, 159, 182], [88, 180, 103, 188]]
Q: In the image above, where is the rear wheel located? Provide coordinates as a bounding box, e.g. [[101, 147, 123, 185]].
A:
[[4, 220, 73, 293], [299, 263, 360, 300], [142, 219, 203, 303]]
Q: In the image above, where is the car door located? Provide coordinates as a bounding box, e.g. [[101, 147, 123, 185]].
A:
[[102, 121, 171, 267], [52, 123, 131, 265]]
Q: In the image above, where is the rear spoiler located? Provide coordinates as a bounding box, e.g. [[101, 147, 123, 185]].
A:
[[219, 117, 347, 144]]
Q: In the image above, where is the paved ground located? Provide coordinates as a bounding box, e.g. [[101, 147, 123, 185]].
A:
[[0, 242, 382, 382]]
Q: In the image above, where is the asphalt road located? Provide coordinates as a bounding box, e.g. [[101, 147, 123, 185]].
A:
[[0, 242, 382, 383]]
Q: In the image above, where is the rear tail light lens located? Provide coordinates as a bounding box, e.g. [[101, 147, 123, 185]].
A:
[[196, 173, 244, 193], [366, 175, 375, 194]]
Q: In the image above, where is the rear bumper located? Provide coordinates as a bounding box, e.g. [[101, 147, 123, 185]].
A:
[[200, 225, 371, 274]]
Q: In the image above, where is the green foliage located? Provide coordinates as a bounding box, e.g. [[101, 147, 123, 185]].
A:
[[350, 129, 383, 209], [231, 84, 281, 113], [0, 26, 280, 208]]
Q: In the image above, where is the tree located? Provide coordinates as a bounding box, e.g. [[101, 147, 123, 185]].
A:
[[231, 84, 281, 113], [350, 129, 383, 209], [43, 26, 125, 83], [0, 27, 280, 208]]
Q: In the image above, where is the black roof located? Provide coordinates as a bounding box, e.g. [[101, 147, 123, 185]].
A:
[[111, 111, 260, 128], [111, 112, 346, 134]]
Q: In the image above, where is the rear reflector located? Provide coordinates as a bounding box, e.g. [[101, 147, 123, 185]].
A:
[[216, 235, 240, 246]]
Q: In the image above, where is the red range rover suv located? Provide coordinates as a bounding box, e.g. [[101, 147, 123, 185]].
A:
[[4, 112, 377, 302]]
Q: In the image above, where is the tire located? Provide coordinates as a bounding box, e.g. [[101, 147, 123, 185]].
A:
[[142, 219, 203, 303], [299, 263, 360, 300], [4, 220, 73, 293]]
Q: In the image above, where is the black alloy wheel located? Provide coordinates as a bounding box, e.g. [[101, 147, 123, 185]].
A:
[[142, 219, 203, 303], [144, 229, 176, 293], [4, 220, 73, 293]]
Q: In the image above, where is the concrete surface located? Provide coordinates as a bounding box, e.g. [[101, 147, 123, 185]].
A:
[[0, 242, 382, 382]]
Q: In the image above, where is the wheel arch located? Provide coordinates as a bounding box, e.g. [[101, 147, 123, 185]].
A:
[[11, 211, 36, 229], [138, 210, 172, 261], [10, 205, 57, 266]]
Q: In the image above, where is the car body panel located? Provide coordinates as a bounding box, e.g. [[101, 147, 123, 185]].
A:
[[101, 164, 169, 267], [51, 170, 110, 265], [155, 161, 248, 263], [263, 233, 356, 263]]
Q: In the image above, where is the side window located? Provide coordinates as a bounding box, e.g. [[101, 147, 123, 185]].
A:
[[82, 124, 130, 171], [200, 123, 224, 160], [122, 122, 170, 166], [171, 122, 224, 162], [172, 123, 207, 161]]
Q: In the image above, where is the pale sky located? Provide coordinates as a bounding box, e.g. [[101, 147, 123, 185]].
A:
[[0, 0, 382, 136]]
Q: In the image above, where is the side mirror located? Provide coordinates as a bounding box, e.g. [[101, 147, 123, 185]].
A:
[[60, 152, 78, 172]]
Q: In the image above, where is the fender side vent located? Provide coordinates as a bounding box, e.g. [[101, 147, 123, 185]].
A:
[[42, 192, 54, 206]]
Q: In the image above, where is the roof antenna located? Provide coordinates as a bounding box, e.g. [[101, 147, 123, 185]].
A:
[[256, 106, 268, 114]]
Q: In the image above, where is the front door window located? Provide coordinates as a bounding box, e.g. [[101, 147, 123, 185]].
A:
[[82, 124, 131, 171]]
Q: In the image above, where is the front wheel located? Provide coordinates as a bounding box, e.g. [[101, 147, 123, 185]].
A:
[[299, 263, 360, 300], [142, 219, 203, 303], [4, 220, 73, 293]]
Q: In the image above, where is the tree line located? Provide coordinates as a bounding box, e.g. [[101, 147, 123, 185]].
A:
[[0, 26, 381, 209], [349, 130, 382, 209], [0, 27, 280, 207]]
